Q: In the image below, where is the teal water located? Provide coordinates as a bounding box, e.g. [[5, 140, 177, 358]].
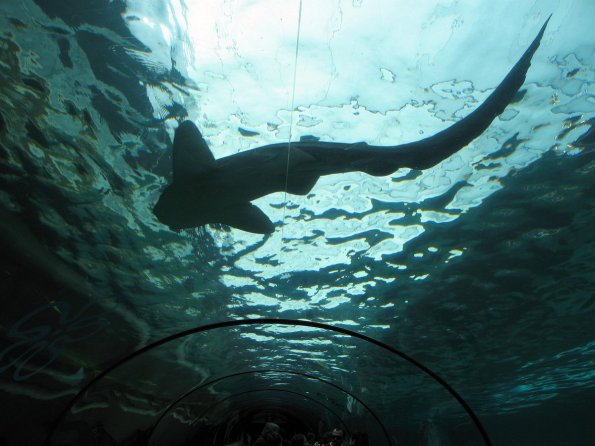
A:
[[0, 1, 593, 445]]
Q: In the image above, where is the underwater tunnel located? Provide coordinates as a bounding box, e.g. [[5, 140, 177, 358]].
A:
[[1, 1, 594, 445], [45, 320, 490, 446]]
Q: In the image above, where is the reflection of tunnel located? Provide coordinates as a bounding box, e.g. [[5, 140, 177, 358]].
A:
[[45, 320, 492, 445]]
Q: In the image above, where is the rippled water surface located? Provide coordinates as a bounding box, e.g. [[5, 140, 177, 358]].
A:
[[0, 1, 594, 445]]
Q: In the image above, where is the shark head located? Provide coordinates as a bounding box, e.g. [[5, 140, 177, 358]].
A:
[[153, 120, 276, 234], [153, 184, 204, 230], [153, 182, 275, 234]]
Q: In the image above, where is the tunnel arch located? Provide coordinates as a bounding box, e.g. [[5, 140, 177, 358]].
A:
[[146, 369, 390, 445], [45, 318, 492, 445], [157, 388, 350, 446]]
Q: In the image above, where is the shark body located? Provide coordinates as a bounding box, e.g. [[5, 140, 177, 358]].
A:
[[154, 18, 549, 234]]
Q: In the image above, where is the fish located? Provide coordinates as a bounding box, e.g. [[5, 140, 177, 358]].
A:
[[153, 17, 550, 235]]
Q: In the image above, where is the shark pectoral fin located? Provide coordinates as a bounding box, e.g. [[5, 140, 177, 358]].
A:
[[219, 203, 275, 234], [173, 120, 216, 182], [286, 174, 320, 195]]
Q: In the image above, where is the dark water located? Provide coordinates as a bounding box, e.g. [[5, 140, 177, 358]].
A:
[[0, 1, 593, 445]]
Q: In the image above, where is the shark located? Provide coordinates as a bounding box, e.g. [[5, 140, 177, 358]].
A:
[[153, 18, 549, 235]]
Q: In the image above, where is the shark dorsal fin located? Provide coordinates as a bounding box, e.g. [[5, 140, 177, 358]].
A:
[[173, 120, 215, 183]]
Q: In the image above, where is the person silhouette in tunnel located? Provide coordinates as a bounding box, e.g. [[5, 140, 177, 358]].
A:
[[290, 433, 307, 446], [253, 422, 283, 446], [348, 432, 368, 446], [330, 428, 345, 446]]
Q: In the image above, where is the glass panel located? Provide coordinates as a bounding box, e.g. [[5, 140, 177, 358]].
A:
[[48, 321, 488, 445]]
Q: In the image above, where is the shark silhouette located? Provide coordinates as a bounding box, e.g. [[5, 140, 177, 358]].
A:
[[154, 18, 549, 234]]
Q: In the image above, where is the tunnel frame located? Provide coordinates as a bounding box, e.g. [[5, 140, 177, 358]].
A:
[[146, 368, 390, 444], [44, 318, 493, 446]]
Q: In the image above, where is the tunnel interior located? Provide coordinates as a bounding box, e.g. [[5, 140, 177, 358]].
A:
[[47, 321, 489, 445], [2, 1, 594, 446]]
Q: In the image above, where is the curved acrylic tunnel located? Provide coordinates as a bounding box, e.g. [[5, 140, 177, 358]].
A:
[[46, 320, 491, 445]]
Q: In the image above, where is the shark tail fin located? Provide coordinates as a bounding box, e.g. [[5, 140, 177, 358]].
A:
[[397, 16, 550, 171]]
